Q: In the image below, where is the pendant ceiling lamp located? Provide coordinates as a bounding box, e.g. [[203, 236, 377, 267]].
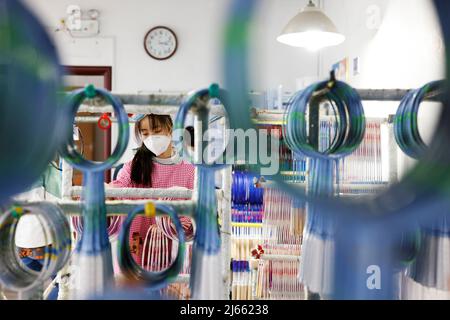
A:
[[277, 0, 345, 51]]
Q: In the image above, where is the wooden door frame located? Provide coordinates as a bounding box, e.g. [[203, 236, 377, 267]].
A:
[[63, 66, 113, 181], [64, 66, 112, 90]]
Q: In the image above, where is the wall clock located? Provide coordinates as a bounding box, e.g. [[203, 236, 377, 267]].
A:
[[144, 26, 178, 60]]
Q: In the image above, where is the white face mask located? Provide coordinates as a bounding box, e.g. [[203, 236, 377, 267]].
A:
[[143, 135, 171, 156]]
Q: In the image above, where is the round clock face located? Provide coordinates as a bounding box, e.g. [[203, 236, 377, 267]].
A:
[[144, 26, 178, 60]]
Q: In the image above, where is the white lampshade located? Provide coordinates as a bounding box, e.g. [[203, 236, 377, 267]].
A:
[[277, 1, 345, 51]]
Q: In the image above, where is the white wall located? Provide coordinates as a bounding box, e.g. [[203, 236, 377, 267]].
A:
[[22, 0, 225, 92], [321, 0, 445, 178], [321, 0, 444, 111], [22, 0, 323, 163], [323, 0, 444, 89], [23, 0, 444, 92], [250, 0, 321, 92], [22, 0, 318, 93], [23, 0, 445, 173]]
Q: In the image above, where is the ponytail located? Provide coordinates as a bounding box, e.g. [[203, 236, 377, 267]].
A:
[[131, 144, 155, 187]]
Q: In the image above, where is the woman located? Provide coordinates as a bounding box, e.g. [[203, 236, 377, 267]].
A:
[[109, 114, 195, 267]]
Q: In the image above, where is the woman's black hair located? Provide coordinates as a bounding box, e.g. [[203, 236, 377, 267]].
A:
[[130, 114, 173, 187], [131, 144, 155, 187]]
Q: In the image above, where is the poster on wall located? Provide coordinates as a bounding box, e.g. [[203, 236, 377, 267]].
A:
[[332, 57, 349, 81]]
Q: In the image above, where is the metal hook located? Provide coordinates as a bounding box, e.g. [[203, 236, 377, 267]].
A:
[[328, 70, 336, 88]]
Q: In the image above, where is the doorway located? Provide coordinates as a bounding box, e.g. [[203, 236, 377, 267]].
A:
[[63, 66, 113, 184]]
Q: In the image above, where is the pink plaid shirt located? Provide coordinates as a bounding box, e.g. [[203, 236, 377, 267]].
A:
[[110, 160, 195, 190], [110, 160, 195, 266]]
